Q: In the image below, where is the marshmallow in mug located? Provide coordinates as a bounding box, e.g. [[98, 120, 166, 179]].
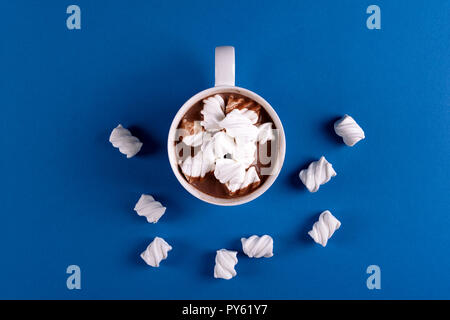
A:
[[177, 94, 275, 195]]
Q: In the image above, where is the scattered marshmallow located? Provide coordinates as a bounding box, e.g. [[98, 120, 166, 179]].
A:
[[308, 210, 341, 247], [241, 235, 274, 258], [214, 249, 238, 280], [240, 167, 261, 189], [109, 124, 142, 158], [227, 166, 260, 194], [214, 158, 246, 187], [211, 131, 236, 159], [232, 141, 257, 168], [238, 108, 259, 125], [257, 123, 275, 144], [140, 237, 172, 267], [181, 150, 215, 181], [219, 109, 259, 145], [299, 156, 336, 192], [182, 131, 208, 147], [334, 115, 365, 147], [134, 194, 166, 223], [200, 95, 225, 132]]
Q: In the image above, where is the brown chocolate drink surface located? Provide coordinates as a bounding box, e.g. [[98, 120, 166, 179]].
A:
[[176, 93, 276, 199]]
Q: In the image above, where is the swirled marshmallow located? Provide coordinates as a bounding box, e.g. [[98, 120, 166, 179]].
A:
[[239, 108, 259, 124], [241, 235, 273, 258], [140, 237, 172, 267], [200, 133, 215, 159], [181, 149, 215, 181], [134, 194, 166, 223], [257, 123, 275, 144], [214, 249, 238, 280], [308, 210, 341, 247], [109, 124, 142, 158], [219, 109, 259, 145], [334, 115, 365, 146], [212, 131, 236, 159], [299, 156, 336, 192], [181, 153, 201, 180], [214, 158, 245, 187], [182, 131, 208, 147], [227, 166, 260, 193], [241, 166, 260, 189], [201, 95, 225, 132], [233, 141, 256, 168]]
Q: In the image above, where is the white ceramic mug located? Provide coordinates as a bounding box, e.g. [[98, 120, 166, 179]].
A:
[[167, 46, 286, 206]]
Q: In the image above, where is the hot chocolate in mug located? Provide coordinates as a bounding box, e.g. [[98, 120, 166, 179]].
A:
[[167, 46, 286, 205]]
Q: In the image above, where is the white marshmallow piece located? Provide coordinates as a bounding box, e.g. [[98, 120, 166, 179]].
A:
[[233, 141, 256, 169], [308, 210, 341, 247], [211, 131, 236, 159], [182, 131, 208, 147], [257, 122, 275, 144], [241, 235, 274, 258], [240, 166, 260, 189], [226, 166, 260, 193], [239, 108, 259, 124], [134, 194, 166, 223], [219, 109, 259, 145], [109, 124, 143, 158], [200, 95, 226, 132], [214, 249, 238, 280], [140, 237, 172, 267], [334, 115, 365, 146], [299, 156, 336, 192], [214, 158, 245, 187], [200, 134, 216, 164], [181, 149, 215, 180]]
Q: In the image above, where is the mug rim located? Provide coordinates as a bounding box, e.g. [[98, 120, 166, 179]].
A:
[[167, 86, 286, 206]]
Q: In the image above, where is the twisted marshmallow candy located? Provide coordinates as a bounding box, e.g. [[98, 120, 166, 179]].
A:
[[299, 156, 336, 192], [109, 124, 142, 158], [219, 109, 259, 145], [308, 210, 341, 247], [200, 95, 225, 132], [241, 235, 274, 258], [214, 249, 238, 280], [134, 194, 166, 223], [140, 237, 172, 267], [257, 123, 275, 144], [214, 159, 246, 188], [334, 115, 365, 147]]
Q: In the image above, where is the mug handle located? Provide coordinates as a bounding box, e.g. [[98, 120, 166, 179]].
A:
[[215, 46, 235, 86]]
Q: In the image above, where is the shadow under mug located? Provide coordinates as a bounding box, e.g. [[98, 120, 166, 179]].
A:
[[167, 46, 286, 206]]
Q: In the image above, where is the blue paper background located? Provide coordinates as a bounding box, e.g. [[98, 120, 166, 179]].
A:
[[0, 0, 449, 299]]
